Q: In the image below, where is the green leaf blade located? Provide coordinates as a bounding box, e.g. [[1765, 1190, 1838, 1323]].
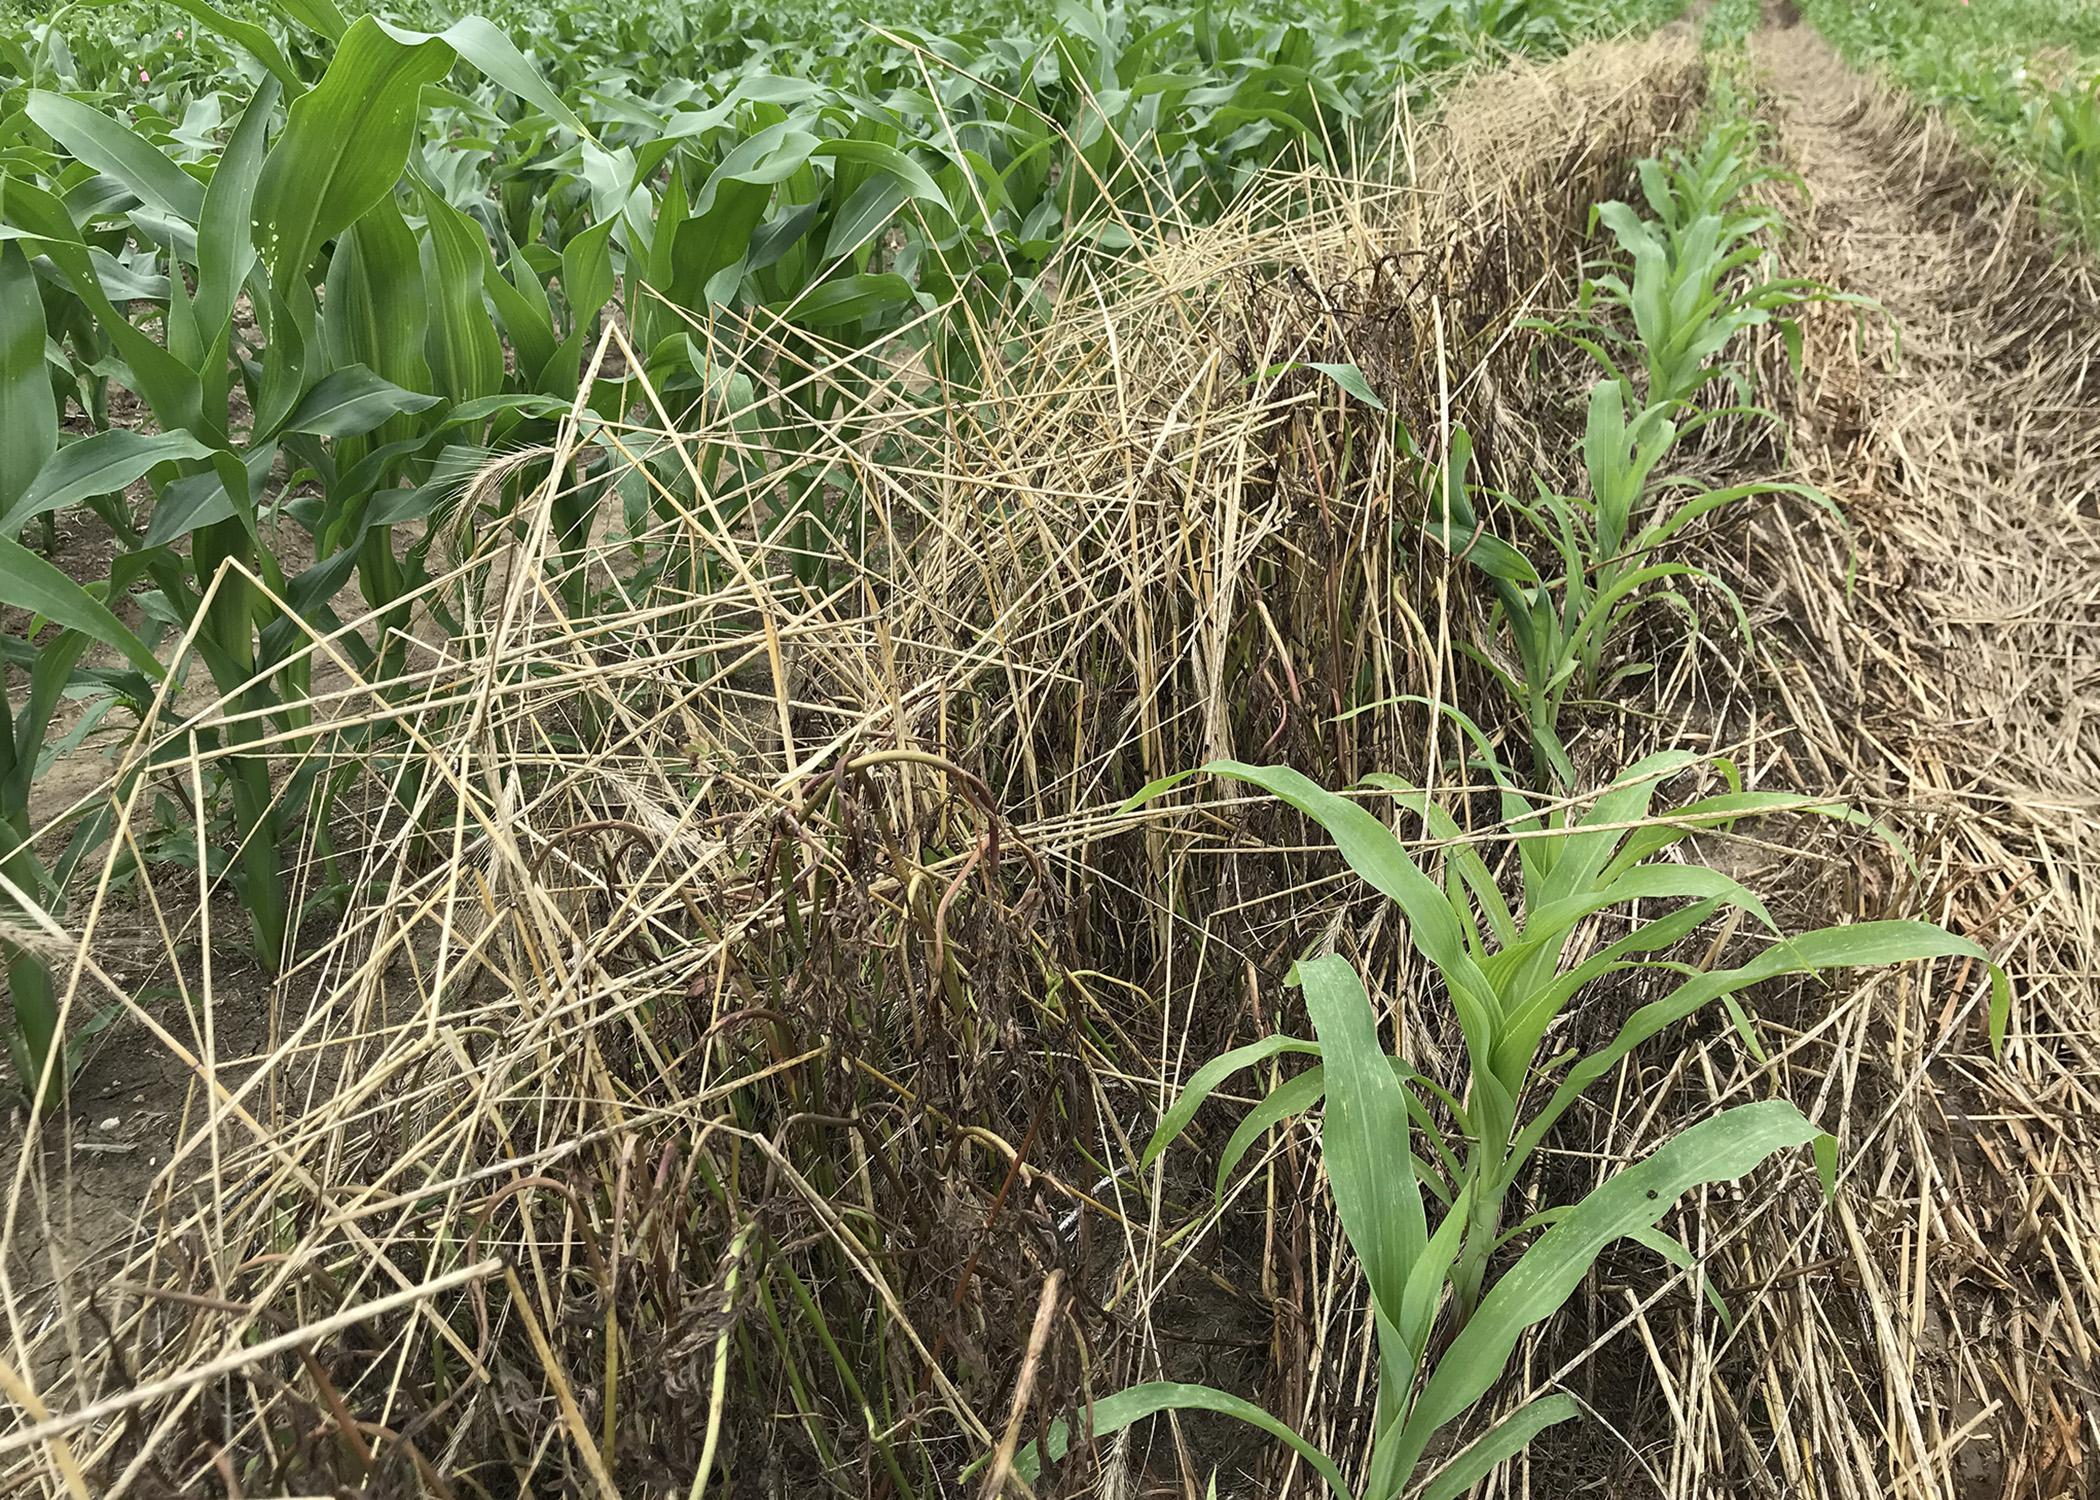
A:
[[1012, 1381, 1351, 1500]]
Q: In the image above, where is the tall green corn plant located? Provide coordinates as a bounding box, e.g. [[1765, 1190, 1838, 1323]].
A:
[[1013, 756, 2006, 1498], [0, 239, 166, 1102], [8, 59, 348, 967], [2, 12, 588, 963]]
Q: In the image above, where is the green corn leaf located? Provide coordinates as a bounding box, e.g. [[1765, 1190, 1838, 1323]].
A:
[[278, 544, 360, 620], [484, 254, 560, 395], [671, 125, 823, 307], [317, 436, 430, 518], [253, 17, 458, 294], [723, 74, 829, 108], [1581, 381, 1676, 553], [443, 393, 574, 428], [634, 162, 688, 349], [1534, 750, 1700, 906], [80, 250, 170, 306], [194, 74, 278, 377], [1213, 1064, 1328, 1201], [1381, 1101, 1820, 1486], [1511, 922, 2008, 1169], [1360, 775, 1515, 950], [1437, 523, 1540, 592], [814, 139, 940, 257], [561, 218, 619, 327], [0, 535, 161, 679], [323, 196, 432, 404], [1596, 788, 1897, 883], [1, 175, 204, 435], [252, 285, 315, 441], [419, 186, 506, 406], [365, 485, 438, 528], [1635, 157, 1674, 223], [1503, 864, 1776, 978], [1636, 479, 1841, 553], [1011, 1381, 1351, 1500], [1212, 1058, 1459, 1209], [275, 364, 440, 441], [1308, 361, 1386, 410], [273, 0, 350, 42], [541, 217, 618, 388], [25, 92, 207, 226], [1354, 698, 1540, 840], [1487, 1206, 1738, 1328], [779, 272, 918, 328], [159, 0, 305, 92], [5, 631, 94, 814], [1140, 1031, 1317, 1166], [1412, 1393, 1582, 1500], [0, 244, 55, 523], [1391, 1183, 1472, 1400], [1488, 897, 1728, 1084], [144, 444, 275, 549], [816, 135, 943, 194], [1625, 1223, 1734, 1329], [820, 175, 918, 263], [374, 17, 589, 138], [1295, 953, 1428, 1330], [0, 430, 217, 538], [1557, 561, 1706, 668]]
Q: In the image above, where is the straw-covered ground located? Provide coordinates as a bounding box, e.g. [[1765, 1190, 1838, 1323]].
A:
[[0, 13, 2093, 1500]]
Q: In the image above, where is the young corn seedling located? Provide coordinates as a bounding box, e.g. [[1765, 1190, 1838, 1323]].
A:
[[1434, 117, 1850, 785], [1016, 755, 2006, 1499], [1422, 411, 1828, 787], [1561, 116, 1832, 409]]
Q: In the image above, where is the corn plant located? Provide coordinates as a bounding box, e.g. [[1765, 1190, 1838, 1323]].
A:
[[0, 242, 163, 1102], [1560, 116, 1831, 408], [1015, 755, 2006, 1497], [1422, 402, 1829, 784], [1432, 118, 1849, 785]]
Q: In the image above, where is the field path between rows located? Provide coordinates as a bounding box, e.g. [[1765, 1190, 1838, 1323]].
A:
[[1749, 17, 2100, 1499]]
